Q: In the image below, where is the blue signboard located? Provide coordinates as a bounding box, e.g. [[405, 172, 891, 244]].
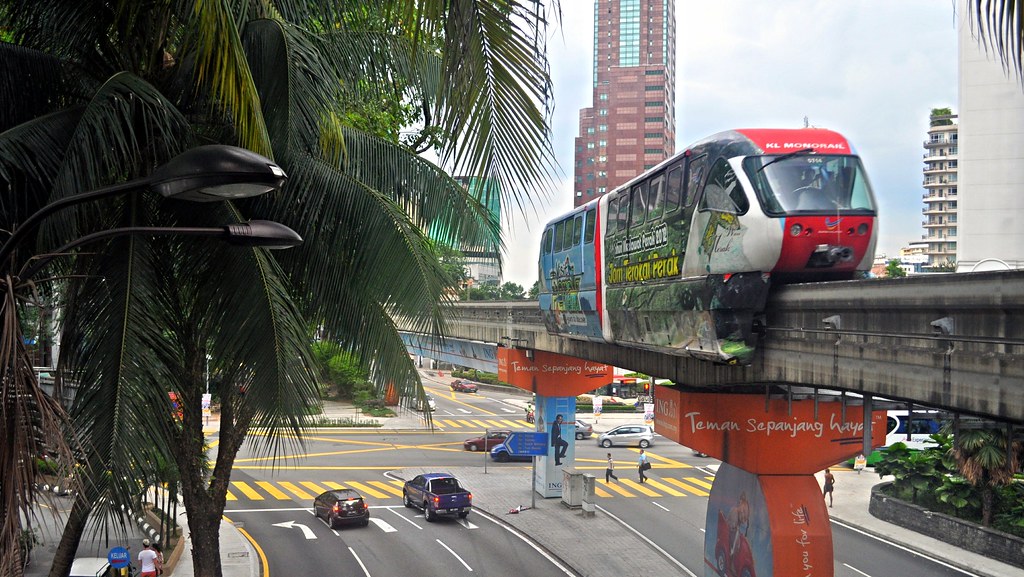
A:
[[504, 432, 549, 456], [108, 546, 131, 569]]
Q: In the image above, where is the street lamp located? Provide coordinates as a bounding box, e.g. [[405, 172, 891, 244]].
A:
[[0, 145, 288, 266], [21, 220, 302, 280]]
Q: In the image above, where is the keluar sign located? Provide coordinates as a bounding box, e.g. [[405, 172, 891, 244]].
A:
[[654, 388, 885, 474]]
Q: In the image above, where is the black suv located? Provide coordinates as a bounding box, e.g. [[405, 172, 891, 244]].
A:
[[313, 489, 370, 528]]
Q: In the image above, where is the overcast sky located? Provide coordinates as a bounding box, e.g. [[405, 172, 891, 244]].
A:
[[499, 0, 959, 288]]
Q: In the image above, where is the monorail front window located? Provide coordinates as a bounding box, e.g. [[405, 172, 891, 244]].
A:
[[743, 154, 877, 215]]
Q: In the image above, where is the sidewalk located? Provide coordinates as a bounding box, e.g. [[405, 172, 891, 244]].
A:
[[162, 391, 1018, 577]]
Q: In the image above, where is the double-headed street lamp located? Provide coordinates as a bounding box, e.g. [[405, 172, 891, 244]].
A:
[[0, 144, 295, 269], [1, 145, 300, 576]]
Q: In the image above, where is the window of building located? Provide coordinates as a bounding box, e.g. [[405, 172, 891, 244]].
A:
[[645, 85, 663, 91], [645, 101, 662, 107], [587, 142, 595, 149], [644, 69, 663, 75], [644, 132, 661, 138], [644, 148, 662, 154], [599, 93, 608, 100], [587, 127, 595, 134], [599, 109, 608, 116], [599, 124, 607, 131], [598, 140, 607, 147], [644, 116, 663, 123]]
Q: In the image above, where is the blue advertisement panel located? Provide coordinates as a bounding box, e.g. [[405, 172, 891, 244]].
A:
[[533, 395, 578, 498]]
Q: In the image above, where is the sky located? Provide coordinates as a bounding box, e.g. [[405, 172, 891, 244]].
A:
[[498, 0, 959, 288]]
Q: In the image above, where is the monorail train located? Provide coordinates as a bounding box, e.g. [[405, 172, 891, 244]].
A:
[[538, 128, 878, 365]]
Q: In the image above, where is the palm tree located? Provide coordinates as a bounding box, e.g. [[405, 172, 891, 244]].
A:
[[0, 2, 559, 577], [948, 427, 1023, 526]]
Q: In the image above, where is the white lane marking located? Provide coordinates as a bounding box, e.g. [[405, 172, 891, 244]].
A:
[[652, 501, 670, 512], [457, 408, 472, 414], [385, 506, 423, 529], [436, 539, 473, 571], [501, 408, 517, 413], [369, 517, 397, 533], [471, 509, 576, 575], [458, 517, 479, 529], [349, 547, 371, 577], [596, 504, 697, 577], [843, 563, 872, 576], [271, 520, 316, 539], [831, 518, 983, 576]]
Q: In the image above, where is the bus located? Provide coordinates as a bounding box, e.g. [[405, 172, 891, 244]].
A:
[[858, 410, 946, 465]]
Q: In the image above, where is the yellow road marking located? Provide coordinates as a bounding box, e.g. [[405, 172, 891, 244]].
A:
[[255, 481, 289, 500], [497, 420, 523, 429], [620, 479, 660, 496], [468, 419, 491, 429], [368, 480, 404, 497], [231, 481, 264, 500], [225, 491, 237, 501], [300, 481, 328, 495], [642, 479, 687, 497], [344, 480, 390, 499], [227, 516, 269, 577], [323, 481, 347, 490], [601, 481, 636, 497], [663, 477, 710, 496], [279, 481, 313, 500], [594, 485, 612, 497]]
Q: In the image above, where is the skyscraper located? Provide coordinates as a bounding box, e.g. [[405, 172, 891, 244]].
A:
[[573, 0, 676, 207], [921, 109, 958, 269]]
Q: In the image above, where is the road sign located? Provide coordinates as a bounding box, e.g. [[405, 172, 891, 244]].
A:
[[108, 546, 131, 569], [504, 432, 548, 456]]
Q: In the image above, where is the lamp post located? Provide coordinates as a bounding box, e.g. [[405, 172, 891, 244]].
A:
[[0, 145, 295, 575]]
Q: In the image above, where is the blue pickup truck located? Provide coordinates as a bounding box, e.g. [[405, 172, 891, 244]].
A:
[[402, 473, 472, 521]]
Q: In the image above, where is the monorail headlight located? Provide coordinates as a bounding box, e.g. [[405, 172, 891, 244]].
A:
[[857, 223, 868, 236], [789, 223, 803, 236]]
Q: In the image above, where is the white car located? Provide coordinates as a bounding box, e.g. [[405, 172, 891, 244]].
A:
[[597, 424, 654, 448], [415, 394, 436, 412]]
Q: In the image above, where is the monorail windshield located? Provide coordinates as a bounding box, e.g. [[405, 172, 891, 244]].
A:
[[742, 154, 876, 215]]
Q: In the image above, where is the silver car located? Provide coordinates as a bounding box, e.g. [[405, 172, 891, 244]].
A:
[[597, 424, 654, 448], [574, 418, 594, 440]]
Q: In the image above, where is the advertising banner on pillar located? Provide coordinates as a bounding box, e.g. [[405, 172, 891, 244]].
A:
[[534, 396, 577, 498], [654, 389, 885, 474], [497, 348, 612, 397], [704, 464, 834, 577]]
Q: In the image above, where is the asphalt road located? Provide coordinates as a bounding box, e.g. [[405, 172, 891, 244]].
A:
[[215, 383, 982, 577]]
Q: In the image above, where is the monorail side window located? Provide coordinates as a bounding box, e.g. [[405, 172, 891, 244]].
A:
[[541, 228, 552, 254], [554, 219, 565, 251], [607, 196, 620, 235], [616, 192, 629, 232], [699, 158, 748, 215], [629, 182, 648, 228], [686, 154, 708, 206], [571, 214, 583, 245], [665, 165, 683, 212], [584, 209, 596, 244], [647, 175, 665, 222], [562, 216, 575, 249]]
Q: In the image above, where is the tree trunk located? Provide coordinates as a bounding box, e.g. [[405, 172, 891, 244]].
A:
[[981, 486, 994, 526], [47, 495, 92, 577], [181, 489, 224, 577]]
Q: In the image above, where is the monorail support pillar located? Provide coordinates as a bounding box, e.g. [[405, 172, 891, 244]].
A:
[[498, 346, 613, 498], [655, 389, 885, 577]]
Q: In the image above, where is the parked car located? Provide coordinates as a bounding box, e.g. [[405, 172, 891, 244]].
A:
[[597, 424, 655, 448], [490, 440, 532, 462], [415, 394, 436, 412], [464, 430, 511, 452], [403, 473, 472, 521], [574, 418, 593, 440], [313, 489, 370, 528], [69, 558, 115, 577], [450, 380, 479, 393]]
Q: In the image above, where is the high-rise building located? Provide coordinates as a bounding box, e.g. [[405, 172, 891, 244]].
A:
[[922, 110, 958, 268], [453, 176, 502, 285], [573, 0, 676, 207], [955, 0, 1024, 272]]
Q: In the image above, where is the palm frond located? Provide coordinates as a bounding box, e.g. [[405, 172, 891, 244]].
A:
[[967, 0, 1024, 81]]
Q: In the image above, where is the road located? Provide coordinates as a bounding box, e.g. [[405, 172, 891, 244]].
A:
[[217, 378, 980, 577]]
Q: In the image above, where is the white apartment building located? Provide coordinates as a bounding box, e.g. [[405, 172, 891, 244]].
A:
[[955, 0, 1024, 272], [922, 112, 958, 268]]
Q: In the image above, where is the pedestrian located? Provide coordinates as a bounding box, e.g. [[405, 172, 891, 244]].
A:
[[138, 538, 162, 577], [151, 542, 164, 575], [605, 453, 618, 483], [823, 468, 835, 508], [638, 449, 650, 483]]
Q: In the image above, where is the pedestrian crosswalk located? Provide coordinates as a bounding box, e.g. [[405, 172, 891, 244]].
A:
[[224, 475, 714, 502], [431, 418, 533, 429]]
